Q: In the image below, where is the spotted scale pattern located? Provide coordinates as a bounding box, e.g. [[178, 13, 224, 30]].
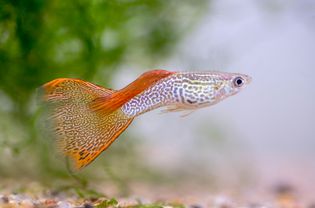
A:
[[43, 79, 133, 169], [121, 71, 248, 117]]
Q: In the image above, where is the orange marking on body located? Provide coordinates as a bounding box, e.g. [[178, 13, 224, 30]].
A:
[[90, 69, 175, 115]]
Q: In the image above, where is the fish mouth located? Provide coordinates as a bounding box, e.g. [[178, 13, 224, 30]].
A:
[[244, 74, 252, 84]]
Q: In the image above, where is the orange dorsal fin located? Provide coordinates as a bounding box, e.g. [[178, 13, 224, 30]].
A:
[[40, 78, 133, 170], [90, 69, 175, 115]]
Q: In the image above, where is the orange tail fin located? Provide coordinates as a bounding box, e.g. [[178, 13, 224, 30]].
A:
[[91, 69, 175, 115], [40, 78, 133, 170]]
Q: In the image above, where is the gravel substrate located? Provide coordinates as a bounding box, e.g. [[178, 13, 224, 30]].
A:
[[0, 192, 307, 208]]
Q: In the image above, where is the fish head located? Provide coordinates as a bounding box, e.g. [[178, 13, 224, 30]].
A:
[[213, 72, 252, 103], [172, 71, 251, 109]]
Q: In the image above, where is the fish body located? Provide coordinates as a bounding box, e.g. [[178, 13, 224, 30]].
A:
[[41, 70, 251, 169], [121, 71, 251, 117]]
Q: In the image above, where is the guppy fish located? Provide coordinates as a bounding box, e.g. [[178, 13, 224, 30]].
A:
[[41, 69, 251, 169]]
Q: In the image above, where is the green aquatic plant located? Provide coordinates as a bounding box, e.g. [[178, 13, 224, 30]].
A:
[[0, 0, 208, 186]]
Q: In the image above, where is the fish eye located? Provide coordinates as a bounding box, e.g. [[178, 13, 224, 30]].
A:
[[233, 77, 244, 87]]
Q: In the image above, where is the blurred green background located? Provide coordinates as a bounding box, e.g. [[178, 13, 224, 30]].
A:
[[0, 0, 208, 194]]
